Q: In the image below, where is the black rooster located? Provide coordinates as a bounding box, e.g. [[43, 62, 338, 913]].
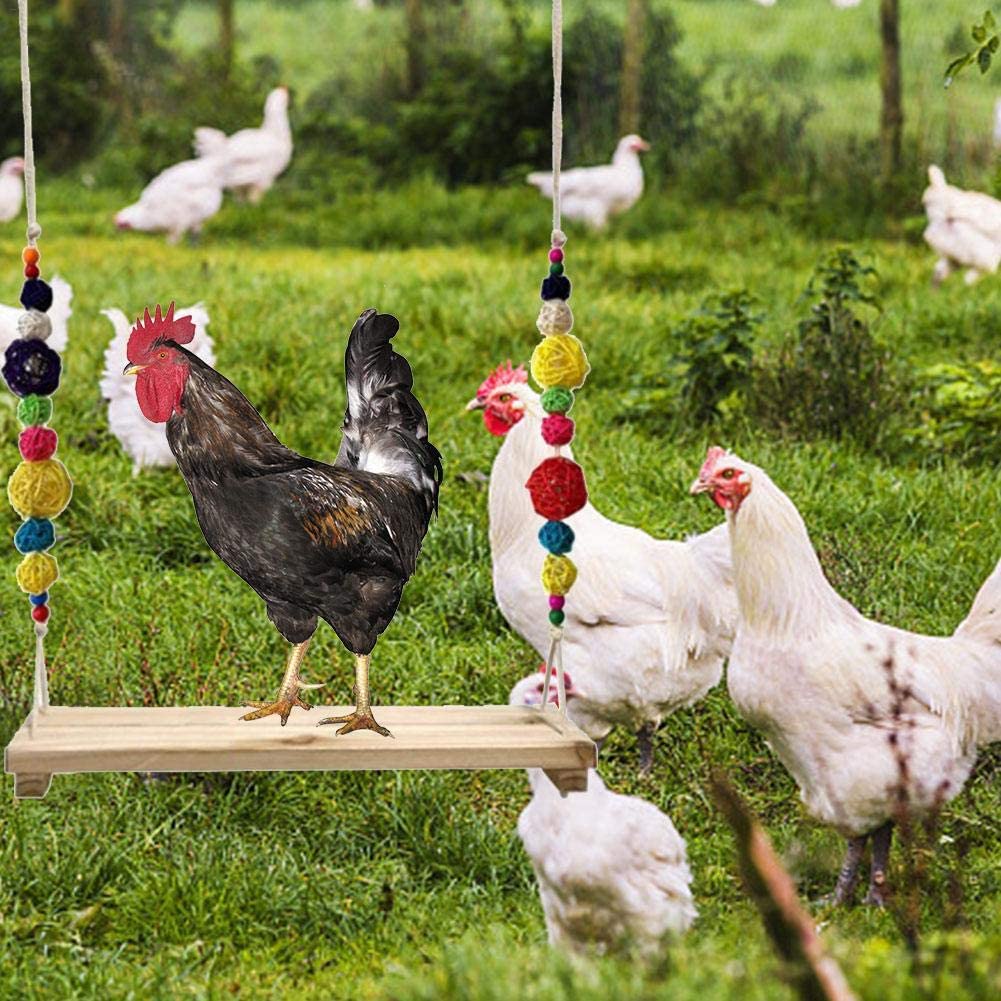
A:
[[125, 304, 442, 736]]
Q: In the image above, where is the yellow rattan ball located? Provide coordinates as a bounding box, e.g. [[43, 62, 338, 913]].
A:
[[15, 551, 59, 594], [541, 554, 577, 596], [7, 459, 72, 519], [531, 334, 589, 390]]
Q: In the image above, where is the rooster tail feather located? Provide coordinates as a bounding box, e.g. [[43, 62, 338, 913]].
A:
[[336, 309, 442, 515]]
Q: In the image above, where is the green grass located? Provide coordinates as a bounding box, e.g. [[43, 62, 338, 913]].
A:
[[174, 0, 999, 166], [0, 179, 1000, 1000]]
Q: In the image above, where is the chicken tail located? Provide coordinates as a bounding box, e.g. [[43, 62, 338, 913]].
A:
[[193, 126, 228, 159], [335, 309, 442, 517], [953, 555, 1001, 744]]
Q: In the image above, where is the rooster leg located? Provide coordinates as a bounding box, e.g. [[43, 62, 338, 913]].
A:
[[863, 821, 893, 907], [317, 654, 392, 737], [240, 638, 320, 726], [636, 722, 656, 777], [832, 835, 867, 905]]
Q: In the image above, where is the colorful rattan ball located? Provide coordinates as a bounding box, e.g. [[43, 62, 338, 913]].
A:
[[549, 263, 564, 276], [14, 518, 55, 554], [531, 334, 589, 390], [29, 591, 49, 606], [540, 275, 571, 301], [16, 393, 53, 426], [538, 519, 575, 555], [17, 309, 51, 342], [7, 459, 73, 519], [32, 604, 50, 623], [19, 279, 53, 313], [2, 338, 61, 397], [541, 553, 578, 596], [548, 609, 565, 626], [536, 299, 574, 337], [549, 594, 565, 610], [525, 457, 587, 521], [541, 414, 574, 446], [540, 386, 574, 414], [15, 551, 58, 594], [18, 425, 58, 462], [22, 247, 39, 266]]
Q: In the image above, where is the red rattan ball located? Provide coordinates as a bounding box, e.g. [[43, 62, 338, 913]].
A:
[[525, 457, 587, 520], [541, 414, 574, 446]]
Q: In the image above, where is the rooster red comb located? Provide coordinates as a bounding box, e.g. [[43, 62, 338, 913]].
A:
[[127, 302, 196, 362], [699, 445, 728, 479], [477, 360, 527, 401]]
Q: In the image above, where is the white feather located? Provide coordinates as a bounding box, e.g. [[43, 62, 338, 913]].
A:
[[0, 274, 73, 354]]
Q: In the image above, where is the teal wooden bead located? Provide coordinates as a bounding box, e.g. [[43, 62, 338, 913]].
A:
[[549, 262, 564, 276], [549, 609, 565, 626]]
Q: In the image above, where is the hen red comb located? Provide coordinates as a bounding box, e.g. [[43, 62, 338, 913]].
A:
[[699, 445, 728, 480], [477, 360, 527, 400], [127, 302, 196, 362]]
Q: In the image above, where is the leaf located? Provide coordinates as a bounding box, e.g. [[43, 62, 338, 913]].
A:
[[978, 46, 993, 73], [984, 10, 996, 30], [973, 23, 987, 43]]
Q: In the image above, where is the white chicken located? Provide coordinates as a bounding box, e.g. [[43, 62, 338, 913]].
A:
[[527, 134, 649, 230], [115, 156, 226, 244], [511, 673, 696, 957], [100, 304, 215, 474], [194, 87, 292, 203], [922, 165, 1001, 285], [691, 446, 1001, 905], [468, 362, 737, 773], [0, 157, 25, 223], [0, 275, 73, 354]]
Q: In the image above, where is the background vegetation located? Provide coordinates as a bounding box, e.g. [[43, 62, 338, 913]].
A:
[[0, 1, 1000, 999]]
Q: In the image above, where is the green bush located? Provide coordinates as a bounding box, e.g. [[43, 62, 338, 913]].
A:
[[678, 289, 761, 425], [905, 360, 1001, 463], [754, 248, 893, 445]]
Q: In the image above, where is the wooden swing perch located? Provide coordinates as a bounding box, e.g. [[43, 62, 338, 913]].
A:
[[5, 703, 596, 800]]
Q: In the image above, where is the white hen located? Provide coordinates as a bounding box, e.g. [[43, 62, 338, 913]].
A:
[[511, 674, 696, 958], [527, 134, 649, 230], [194, 87, 292, 203], [691, 446, 1001, 905], [469, 363, 736, 772], [0, 275, 73, 354], [922, 165, 1001, 285], [115, 156, 226, 244], [101, 304, 215, 474], [0, 157, 25, 223]]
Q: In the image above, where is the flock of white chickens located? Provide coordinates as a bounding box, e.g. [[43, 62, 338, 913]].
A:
[[472, 362, 1001, 956]]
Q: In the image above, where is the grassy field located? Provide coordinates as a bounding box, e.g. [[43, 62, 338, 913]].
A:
[[0, 177, 999, 999], [175, 0, 999, 164]]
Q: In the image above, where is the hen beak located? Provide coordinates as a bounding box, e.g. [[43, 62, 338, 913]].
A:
[[690, 475, 711, 496], [635, 137, 651, 152], [123, 363, 145, 376], [465, 397, 485, 412]]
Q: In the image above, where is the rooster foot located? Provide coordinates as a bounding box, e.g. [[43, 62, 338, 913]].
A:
[[317, 709, 392, 738], [240, 691, 315, 727]]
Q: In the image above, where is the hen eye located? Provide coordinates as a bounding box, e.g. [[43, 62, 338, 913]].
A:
[[721, 468, 735, 479], [499, 393, 512, 403]]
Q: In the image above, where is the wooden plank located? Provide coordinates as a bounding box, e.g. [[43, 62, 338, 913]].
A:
[[5, 705, 596, 799]]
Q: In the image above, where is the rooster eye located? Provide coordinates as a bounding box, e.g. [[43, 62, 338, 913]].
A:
[[157, 350, 168, 360]]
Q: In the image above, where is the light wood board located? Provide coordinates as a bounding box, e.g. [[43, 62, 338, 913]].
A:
[[5, 704, 597, 799]]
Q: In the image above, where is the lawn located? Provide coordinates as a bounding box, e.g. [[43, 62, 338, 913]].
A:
[[0, 176, 999, 1000]]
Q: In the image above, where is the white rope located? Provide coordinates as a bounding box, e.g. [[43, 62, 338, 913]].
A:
[[550, 0, 565, 247], [17, 0, 41, 247], [19, 0, 48, 716]]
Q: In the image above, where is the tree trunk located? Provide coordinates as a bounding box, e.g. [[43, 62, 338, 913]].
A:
[[619, 0, 648, 135], [219, 0, 235, 80], [879, 0, 902, 185], [404, 0, 426, 98]]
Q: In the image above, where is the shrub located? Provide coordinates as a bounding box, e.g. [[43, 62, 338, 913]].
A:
[[905, 360, 1001, 463], [754, 248, 892, 445], [678, 289, 761, 424]]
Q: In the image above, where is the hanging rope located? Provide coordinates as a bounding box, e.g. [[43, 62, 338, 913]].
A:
[[3, 0, 72, 715], [530, 0, 590, 719]]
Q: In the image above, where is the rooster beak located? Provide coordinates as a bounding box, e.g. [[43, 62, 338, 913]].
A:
[[690, 475, 711, 496], [465, 397, 485, 412], [123, 363, 144, 376]]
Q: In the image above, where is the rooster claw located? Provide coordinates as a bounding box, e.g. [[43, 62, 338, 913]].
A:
[[317, 710, 392, 738], [240, 694, 313, 727]]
